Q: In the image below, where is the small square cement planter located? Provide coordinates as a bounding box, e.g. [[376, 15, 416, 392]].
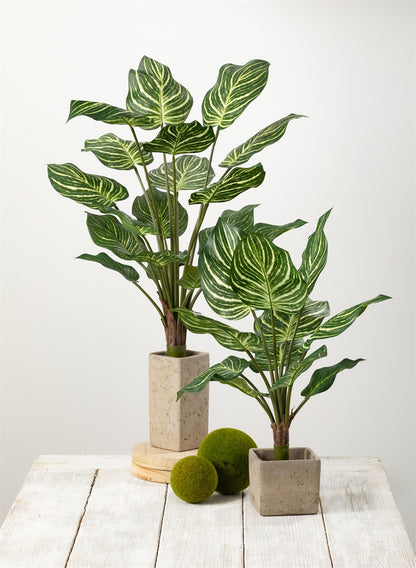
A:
[[149, 350, 209, 452], [249, 447, 321, 516]]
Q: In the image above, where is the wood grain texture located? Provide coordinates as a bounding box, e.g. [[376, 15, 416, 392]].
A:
[[244, 489, 332, 567], [67, 469, 167, 568], [156, 486, 244, 568], [321, 457, 416, 567], [0, 465, 96, 567]]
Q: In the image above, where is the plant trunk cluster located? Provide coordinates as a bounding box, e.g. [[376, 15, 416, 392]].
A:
[[272, 420, 289, 460]]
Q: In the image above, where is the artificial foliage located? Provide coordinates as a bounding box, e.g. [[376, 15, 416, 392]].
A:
[[47, 55, 303, 357], [177, 209, 390, 459]]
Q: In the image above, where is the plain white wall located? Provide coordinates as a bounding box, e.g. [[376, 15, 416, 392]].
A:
[[1, 0, 415, 546]]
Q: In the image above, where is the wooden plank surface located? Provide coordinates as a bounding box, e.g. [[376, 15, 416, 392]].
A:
[[0, 465, 96, 567], [67, 469, 167, 568], [1, 455, 414, 568], [244, 490, 333, 567], [156, 487, 244, 568], [321, 457, 415, 567]]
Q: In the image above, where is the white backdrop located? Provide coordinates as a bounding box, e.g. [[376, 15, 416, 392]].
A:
[[1, 0, 415, 545]]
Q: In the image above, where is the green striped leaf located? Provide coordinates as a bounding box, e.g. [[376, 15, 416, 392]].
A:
[[82, 133, 153, 170], [77, 252, 139, 282], [301, 358, 364, 398], [304, 294, 391, 350], [250, 341, 304, 373], [253, 218, 307, 241], [270, 345, 328, 390], [126, 56, 192, 129], [103, 208, 155, 236], [220, 204, 258, 231], [143, 121, 215, 155], [220, 114, 305, 168], [174, 308, 263, 352], [148, 155, 214, 191], [47, 163, 128, 209], [68, 100, 152, 128], [136, 250, 187, 267], [189, 163, 265, 205], [257, 300, 330, 344], [177, 356, 250, 399], [299, 209, 331, 295], [86, 213, 145, 260], [230, 234, 308, 313], [132, 188, 188, 237], [178, 266, 200, 290], [199, 218, 250, 320], [202, 59, 269, 129]]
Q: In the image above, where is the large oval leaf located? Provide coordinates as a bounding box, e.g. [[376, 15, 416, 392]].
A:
[[199, 218, 250, 320], [47, 163, 128, 209], [270, 345, 328, 390], [189, 163, 265, 205], [132, 188, 188, 237], [82, 133, 153, 170], [143, 121, 215, 155], [77, 252, 139, 282], [230, 234, 308, 313], [174, 308, 263, 353], [126, 55, 192, 129], [220, 114, 305, 168], [220, 204, 258, 232], [202, 59, 270, 129], [253, 218, 307, 241], [148, 155, 214, 191], [68, 100, 152, 128], [86, 213, 145, 260]]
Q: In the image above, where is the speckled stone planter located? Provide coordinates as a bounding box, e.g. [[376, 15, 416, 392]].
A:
[[149, 351, 209, 452], [249, 447, 321, 516]]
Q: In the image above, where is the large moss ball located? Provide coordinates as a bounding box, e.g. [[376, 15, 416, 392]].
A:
[[170, 455, 218, 503], [197, 428, 257, 495]]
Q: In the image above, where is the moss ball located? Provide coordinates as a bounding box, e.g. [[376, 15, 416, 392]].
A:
[[170, 455, 218, 503], [197, 428, 257, 495]]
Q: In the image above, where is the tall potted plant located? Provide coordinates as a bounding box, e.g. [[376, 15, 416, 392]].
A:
[[47, 55, 304, 455], [176, 208, 390, 514]]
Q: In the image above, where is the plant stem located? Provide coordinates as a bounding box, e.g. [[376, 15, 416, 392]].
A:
[[132, 281, 165, 321], [240, 373, 275, 422], [290, 396, 310, 424]]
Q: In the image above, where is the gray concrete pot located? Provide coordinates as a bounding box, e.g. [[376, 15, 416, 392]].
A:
[[249, 447, 321, 516], [148, 351, 209, 452]]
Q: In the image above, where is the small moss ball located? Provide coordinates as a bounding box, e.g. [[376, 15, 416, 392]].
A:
[[197, 428, 257, 495], [170, 455, 218, 503]]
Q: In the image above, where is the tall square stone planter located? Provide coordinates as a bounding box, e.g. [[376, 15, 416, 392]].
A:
[[149, 350, 209, 452], [249, 447, 321, 516]]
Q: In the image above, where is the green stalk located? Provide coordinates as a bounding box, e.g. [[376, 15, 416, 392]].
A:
[[171, 154, 180, 308], [132, 281, 165, 320], [240, 373, 274, 422], [283, 307, 304, 424]]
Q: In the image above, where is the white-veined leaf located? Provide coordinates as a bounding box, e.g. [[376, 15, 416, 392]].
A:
[[202, 59, 269, 129], [143, 121, 215, 155], [199, 218, 250, 320], [132, 188, 188, 237], [301, 358, 364, 398], [177, 356, 250, 399], [220, 114, 305, 167], [220, 204, 258, 231], [82, 133, 153, 170], [270, 345, 328, 390], [189, 163, 265, 205], [299, 209, 331, 295], [86, 213, 146, 260], [148, 155, 214, 191], [253, 218, 307, 241], [174, 308, 263, 353], [126, 56, 193, 130], [77, 252, 139, 282], [47, 163, 128, 209], [230, 233, 308, 313], [178, 266, 200, 290], [67, 100, 153, 128]]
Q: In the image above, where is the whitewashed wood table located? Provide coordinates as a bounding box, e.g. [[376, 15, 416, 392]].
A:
[[0, 455, 414, 567]]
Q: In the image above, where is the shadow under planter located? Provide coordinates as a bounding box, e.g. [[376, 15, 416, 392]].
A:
[[249, 447, 321, 516]]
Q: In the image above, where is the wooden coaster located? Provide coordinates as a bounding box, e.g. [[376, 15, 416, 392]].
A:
[[131, 441, 198, 483]]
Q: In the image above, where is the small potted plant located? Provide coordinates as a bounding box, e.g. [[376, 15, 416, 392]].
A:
[[176, 207, 390, 514], [47, 55, 304, 456]]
